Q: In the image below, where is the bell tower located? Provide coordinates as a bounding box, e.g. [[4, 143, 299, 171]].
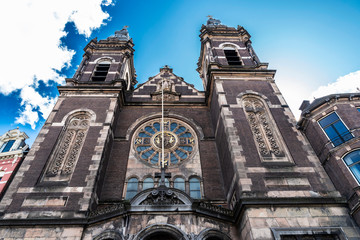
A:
[[71, 26, 137, 90], [0, 20, 359, 240], [197, 17, 265, 91]]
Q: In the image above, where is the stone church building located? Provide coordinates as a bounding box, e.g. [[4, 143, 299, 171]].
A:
[[0, 18, 360, 239]]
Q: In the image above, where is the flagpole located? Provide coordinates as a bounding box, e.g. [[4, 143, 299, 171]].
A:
[[161, 80, 164, 169]]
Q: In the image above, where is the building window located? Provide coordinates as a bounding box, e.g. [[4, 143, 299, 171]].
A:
[[318, 112, 353, 147], [242, 95, 293, 165], [126, 178, 138, 199], [164, 178, 170, 187], [133, 118, 197, 167], [344, 150, 360, 184], [174, 177, 185, 191], [189, 177, 201, 199], [143, 177, 154, 190], [0, 140, 15, 153], [224, 48, 242, 65], [92, 61, 111, 81], [43, 112, 90, 182]]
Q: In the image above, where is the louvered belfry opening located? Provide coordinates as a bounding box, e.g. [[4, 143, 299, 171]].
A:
[[224, 49, 242, 65], [92, 62, 111, 81]]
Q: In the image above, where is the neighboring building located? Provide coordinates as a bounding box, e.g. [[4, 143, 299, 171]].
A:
[[298, 93, 360, 226], [0, 18, 359, 239], [0, 128, 29, 197]]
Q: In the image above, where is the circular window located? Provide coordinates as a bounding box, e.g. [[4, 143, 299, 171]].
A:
[[133, 118, 196, 167]]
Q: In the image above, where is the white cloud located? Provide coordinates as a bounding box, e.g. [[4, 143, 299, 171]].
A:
[[0, 0, 113, 128], [15, 105, 39, 130], [15, 86, 58, 129], [310, 70, 360, 99]]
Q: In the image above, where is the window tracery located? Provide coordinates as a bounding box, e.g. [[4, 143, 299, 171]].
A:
[[43, 112, 90, 182], [133, 118, 196, 167], [242, 96, 292, 164]]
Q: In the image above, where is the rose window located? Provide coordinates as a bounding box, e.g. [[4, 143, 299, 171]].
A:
[[134, 118, 196, 167]]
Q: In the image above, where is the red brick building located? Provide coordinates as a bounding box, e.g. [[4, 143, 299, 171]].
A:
[[0, 128, 28, 197]]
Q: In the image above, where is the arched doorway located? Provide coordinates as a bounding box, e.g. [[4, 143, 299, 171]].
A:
[[134, 224, 189, 240], [144, 231, 178, 240]]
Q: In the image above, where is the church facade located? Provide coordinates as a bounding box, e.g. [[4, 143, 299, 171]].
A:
[[0, 18, 359, 239]]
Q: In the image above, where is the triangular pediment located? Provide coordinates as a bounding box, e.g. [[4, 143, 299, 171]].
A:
[[129, 65, 205, 103]]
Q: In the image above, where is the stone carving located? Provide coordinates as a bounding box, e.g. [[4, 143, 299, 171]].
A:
[[199, 202, 233, 216], [46, 114, 90, 177], [243, 97, 284, 159], [89, 203, 125, 218], [140, 186, 184, 205], [152, 93, 178, 102], [151, 79, 180, 101]]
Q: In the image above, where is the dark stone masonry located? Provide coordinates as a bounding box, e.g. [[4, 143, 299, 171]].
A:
[[0, 18, 359, 239]]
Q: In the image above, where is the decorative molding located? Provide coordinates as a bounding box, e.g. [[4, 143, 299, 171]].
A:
[[43, 112, 91, 183], [89, 203, 125, 218], [140, 187, 184, 205], [198, 202, 233, 216], [242, 96, 293, 165]]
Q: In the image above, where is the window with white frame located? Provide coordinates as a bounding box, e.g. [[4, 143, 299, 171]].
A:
[[0, 140, 15, 153], [318, 112, 353, 147], [343, 150, 360, 184]]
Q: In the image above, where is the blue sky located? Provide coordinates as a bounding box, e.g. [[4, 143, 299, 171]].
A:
[[1, 0, 360, 146]]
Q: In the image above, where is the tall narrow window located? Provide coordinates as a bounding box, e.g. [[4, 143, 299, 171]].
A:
[[224, 49, 241, 65], [143, 177, 154, 190], [0, 140, 15, 153], [92, 61, 111, 81], [164, 178, 170, 188], [318, 112, 353, 147], [189, 177, 201, 199], [126, 178, 138, 199], [43, 112, 90, 182], [174, 177, 185, 191], [343, 150, 360, 184], [242, 96, 293, 165]]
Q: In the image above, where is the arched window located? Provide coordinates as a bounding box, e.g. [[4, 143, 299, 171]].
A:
[[223, 47, 241, 65], [143, 177, 154, 190], [189, 177, 201, 199], [126, 178, 138, 199], [242, 95, 293, 164], [174, 177, 185, 191], [43, 112, 90, 182], [343, 150, 360, 183], [144, 232, 177, 240], [92, 60, 111, 81]]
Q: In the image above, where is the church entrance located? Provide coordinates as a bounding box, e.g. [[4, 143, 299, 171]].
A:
[[143, 231, 177, 240]]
